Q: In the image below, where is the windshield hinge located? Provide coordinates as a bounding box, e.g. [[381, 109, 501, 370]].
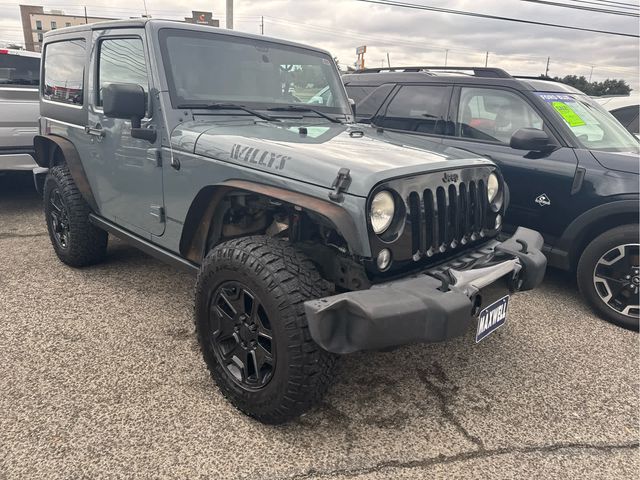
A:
[[329, 168, 351, 203]]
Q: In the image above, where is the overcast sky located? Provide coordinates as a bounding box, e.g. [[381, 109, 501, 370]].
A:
[[2, 0, 638, 89]]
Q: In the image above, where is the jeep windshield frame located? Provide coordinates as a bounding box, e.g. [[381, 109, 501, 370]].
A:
[[158, 28, 351, 118]]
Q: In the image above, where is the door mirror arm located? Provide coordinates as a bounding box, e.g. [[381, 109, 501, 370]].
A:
[[131, 123, 157, 143], [348, 98, 356, 117]]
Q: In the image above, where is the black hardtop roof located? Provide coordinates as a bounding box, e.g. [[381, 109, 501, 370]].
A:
[[342, 67, 583, 94], [42, 18, 333, 57]]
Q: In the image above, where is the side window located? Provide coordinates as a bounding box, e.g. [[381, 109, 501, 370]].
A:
[[457, 87, 544, 144], [0, 53, 40, 86], [97, 38, 148, 107], [358, 84, 394, 119], [345, 85, 375, 104], [377, 85, 451, 134], [627, 113, 639, 134], [611, 106, 638, 128], [43, 39, 85, 105]]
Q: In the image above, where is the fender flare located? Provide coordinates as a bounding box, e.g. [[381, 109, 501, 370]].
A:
[[33, 134, 98, 211], [180, 180, 364, 263], [551, 199, 639, 269]]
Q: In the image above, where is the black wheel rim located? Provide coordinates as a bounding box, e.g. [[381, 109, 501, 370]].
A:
[[593, 243, 640, 318], [49, 187, 70, 250], [208, 281, 276, 390]]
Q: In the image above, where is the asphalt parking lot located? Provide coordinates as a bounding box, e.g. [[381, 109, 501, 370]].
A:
[[1, 172, 638, 480]]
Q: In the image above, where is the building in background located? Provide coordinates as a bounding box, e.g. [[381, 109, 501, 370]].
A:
[[19, 5, 220, 52], [184, 11, 220, 27], [20, 5, 112, 52]]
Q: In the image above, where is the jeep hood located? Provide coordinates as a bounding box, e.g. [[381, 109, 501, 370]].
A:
[[589, 150, 640, 175], [172, 119, 493, 197]]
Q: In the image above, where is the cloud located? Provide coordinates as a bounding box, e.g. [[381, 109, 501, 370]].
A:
[[2, 0, 638, 88]]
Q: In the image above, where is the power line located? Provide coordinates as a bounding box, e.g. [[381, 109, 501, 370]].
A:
[[521, 0, 639, 16], [563, 0, 639, 11], [567, 0, 640, 10], [355, 0, 640, 38]]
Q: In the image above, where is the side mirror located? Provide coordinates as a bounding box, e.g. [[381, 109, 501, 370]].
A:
[[103, 83, 156, 142], [510, 128, 555, 152], [348, 98, 356, 117]]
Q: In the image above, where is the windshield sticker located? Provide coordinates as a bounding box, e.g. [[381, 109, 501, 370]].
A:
[[551, 102, 586, 127], [535, 93, 574, 102]]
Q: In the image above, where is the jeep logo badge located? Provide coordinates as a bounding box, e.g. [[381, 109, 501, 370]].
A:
[[442, 172, 459, 183]]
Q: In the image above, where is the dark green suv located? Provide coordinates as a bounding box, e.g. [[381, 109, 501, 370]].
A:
[[344, 67, 639, 330]]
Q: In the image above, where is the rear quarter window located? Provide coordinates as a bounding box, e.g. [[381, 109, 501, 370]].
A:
[[344, 85, 375, 103], [0, 52, 39, 86], [43, 39, 86, 106], [611, 106, 639, 128]]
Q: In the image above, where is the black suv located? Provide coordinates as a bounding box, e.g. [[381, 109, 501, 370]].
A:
[[343, 67, 639, 329]]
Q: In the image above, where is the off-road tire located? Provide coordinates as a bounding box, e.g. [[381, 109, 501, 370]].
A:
[[44, 165, 108, 267], [195, 236, 338, 424], [577, 224, 639, 331]]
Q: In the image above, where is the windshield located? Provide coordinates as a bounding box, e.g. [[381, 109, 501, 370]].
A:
[[0, 52, 39, 86], [159, 29, 350, 116], [535, 92, 639, 152]]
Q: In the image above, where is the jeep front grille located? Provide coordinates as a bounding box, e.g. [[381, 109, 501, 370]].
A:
[[407, 179, 488, 258]]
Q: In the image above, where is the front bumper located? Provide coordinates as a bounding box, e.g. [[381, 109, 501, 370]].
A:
[[304, 227, 546, 354]]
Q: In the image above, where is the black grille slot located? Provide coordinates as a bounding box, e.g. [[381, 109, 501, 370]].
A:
[[410, 176, 488, 257]]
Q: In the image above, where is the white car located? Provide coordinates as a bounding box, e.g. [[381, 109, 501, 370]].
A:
[[0, 48, 40, 171], [593, 95, 639, 138]]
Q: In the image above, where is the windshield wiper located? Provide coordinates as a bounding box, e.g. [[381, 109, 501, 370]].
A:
[[266, 106, 342, 124], [176, 103, 280, 122]]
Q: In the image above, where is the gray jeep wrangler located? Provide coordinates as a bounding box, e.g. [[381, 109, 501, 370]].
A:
[[34, 19, 546, 423]]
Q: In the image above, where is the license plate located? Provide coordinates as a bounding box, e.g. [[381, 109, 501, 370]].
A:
[[475, 295, 509, 343]]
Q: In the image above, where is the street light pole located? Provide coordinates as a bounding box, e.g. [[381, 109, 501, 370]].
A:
[[226, 0, 234, 30]]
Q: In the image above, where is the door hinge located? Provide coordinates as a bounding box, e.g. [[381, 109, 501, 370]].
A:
[[150, 205, 165, 223], [147, 148, 162, 167], [329, 168, 351, 203]]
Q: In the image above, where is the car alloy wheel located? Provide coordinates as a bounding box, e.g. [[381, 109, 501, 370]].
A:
[[593, 243, 640, 319], [208, 281, 275, 390], [48, 187, 70, 250]]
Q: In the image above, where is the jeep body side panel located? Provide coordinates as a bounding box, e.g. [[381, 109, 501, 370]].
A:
[[77, 27, 165, 238], [156, 145, 371, 258]]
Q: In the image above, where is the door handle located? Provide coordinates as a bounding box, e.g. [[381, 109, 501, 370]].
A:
[[84, 125, 105, 137]]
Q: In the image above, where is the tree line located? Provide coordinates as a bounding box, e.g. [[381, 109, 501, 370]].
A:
[[539, 74, 632, 96]]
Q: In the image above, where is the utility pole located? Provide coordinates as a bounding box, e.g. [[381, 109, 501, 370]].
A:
[[84, 6, 88, 24], [226, 0, 233, 30], [444, 49, 449, 66], [386, 52, 391, 68], [545, 56, 550, 77], [589, 65, 594, 82], [260, 16, 264, 35], [484, 51, 489, 67]]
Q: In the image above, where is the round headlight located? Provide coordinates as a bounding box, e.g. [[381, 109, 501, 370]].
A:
[[370, 190, 395, 234], [487, 173, 500, 203]]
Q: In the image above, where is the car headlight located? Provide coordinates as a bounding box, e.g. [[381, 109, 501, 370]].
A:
[[487, 173, 500, 203], [370, 190, 395, 234]]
